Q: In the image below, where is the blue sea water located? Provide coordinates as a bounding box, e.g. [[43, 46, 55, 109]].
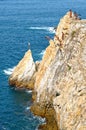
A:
[[0, 0, 86, 130]]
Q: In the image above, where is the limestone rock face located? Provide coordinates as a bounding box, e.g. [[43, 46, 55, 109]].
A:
[[9, 12, 86, 130], [33, 12, 86, 130], [9, 50, 36, 89], [35, 12, 78, 101], [53, 22, 86, 130]]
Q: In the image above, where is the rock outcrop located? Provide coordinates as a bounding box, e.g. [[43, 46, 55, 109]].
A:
[[9, 50, 36, 89], [9, 11, 86, 130], [32, 12, 86, 130]]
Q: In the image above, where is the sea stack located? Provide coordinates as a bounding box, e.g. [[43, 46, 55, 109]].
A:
[[9, 50, 36, 90]]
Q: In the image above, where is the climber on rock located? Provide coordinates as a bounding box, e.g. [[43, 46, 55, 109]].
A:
[[69, 9, 72, 18]]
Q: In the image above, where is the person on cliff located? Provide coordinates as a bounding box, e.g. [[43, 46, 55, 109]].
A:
[[28, 42, 30, 50], [69, 9, 72, 18], [74, 12, 78, 19], [62, 32, 64, 40], [74, 12, 81, 20]]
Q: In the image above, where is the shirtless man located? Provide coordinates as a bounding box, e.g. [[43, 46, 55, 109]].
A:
[[69, 9, 72, 18]]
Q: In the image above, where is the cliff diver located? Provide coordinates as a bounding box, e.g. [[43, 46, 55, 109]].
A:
[[45, 36, 51, 41], [74, 12, 81, 20]]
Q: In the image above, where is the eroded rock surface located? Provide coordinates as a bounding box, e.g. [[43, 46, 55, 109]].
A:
[[33, 12, 86, 130], [9, 50, 36, 89], [9, 12, 86, 130]]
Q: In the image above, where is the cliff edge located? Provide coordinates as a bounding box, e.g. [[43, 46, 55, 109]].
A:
[[9, 12, 86, 130], [9, 50, 36, 89], [31, 12, 86, 130]]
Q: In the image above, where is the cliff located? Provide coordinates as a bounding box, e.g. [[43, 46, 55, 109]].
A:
[[9, 12, 86, 130]]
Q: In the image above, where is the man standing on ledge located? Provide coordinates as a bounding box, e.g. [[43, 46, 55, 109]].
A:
[[69, 9, 72, 18]]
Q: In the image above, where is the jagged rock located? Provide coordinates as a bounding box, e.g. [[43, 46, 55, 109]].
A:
[[35, 61, 40, 71], [35, 12, 77, 102], [33, 12, 86, 130], [9, 11, 86, 130], [53, 21, 86, 130], [9, 50, 36, 89]]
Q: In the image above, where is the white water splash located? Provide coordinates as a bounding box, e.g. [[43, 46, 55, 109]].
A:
[[29, 26, 55, 34], [25, 90, 32, 94], [25, 107, 30, 110], [33, 116, 46, 123], [39, 50, 45, 56], [3, 67, 15, 75], [38, 117, 46, 123]]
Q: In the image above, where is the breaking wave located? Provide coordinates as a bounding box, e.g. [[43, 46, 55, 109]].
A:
[[25, 90, 32, 94], [25, 106, 30, 111], [29, 27, 55, 34], [39, 50, 45, 56], [3, 67, 15, 75]]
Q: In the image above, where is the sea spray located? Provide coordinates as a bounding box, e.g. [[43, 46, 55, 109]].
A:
[[3, 67, 15, 75], [28, 27, 55, 34]]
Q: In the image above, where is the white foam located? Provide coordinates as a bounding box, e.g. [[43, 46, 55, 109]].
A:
[[29, 27, 55, 34], [3, 66, 15, 75], [25, 90, 32, 93], [38, 117, 46, 123], [33, 116, 46, 123], [48, 27, 55, 33], [26, 107, 30, 110], [39, 50, 45, 56]]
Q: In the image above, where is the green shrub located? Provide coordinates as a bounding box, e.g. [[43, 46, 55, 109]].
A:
[[71, 31, 76, 37], [67, 64, 71, 70]]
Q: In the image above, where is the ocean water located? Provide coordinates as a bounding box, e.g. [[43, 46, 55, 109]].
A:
[[0, 0, 86, 130]]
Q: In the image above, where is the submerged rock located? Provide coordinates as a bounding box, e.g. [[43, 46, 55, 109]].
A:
[[9, 50, 36, 89]]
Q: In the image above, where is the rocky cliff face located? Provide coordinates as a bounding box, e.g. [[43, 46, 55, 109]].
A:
[[31, 12, 86, 130], [53, 21, 86, 130], [9, 12, 86, 130]]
